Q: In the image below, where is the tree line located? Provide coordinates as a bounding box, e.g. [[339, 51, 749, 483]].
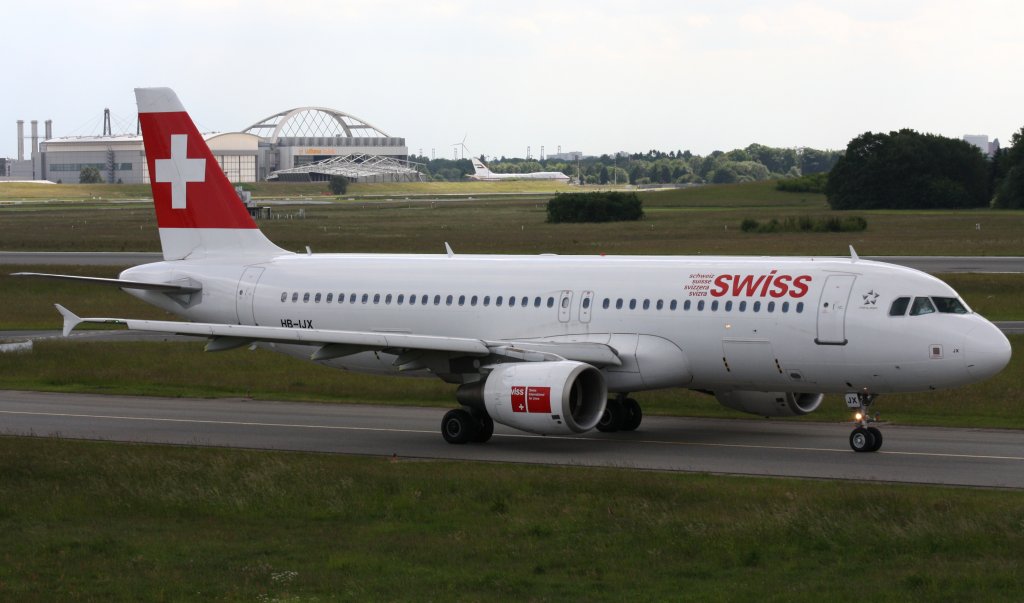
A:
[[825, 127, 1024, 210], [410, 144, 842, 185]]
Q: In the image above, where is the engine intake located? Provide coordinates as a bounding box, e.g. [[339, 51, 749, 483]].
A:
[[715, 391, 824, 417], [457, 361, 606, 435]]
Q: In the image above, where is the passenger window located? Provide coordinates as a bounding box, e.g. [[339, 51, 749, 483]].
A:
[[697, 300, 705, 311], [616, 299, 623, 309], [373, 294, 381, 304], [483, 296, 490, 307], [422, 295, 429, 305], [933, 297, 968, 314], [509, 296, 516, 307], [397, 294, 404, 305], [739, 301, 746, 312], [582, 297, 591, 309], [561, 297, 569, 309], [350, 294, 357, 304], [724, 301, 732, 312], [522, 296, 529, 307], [782, 302, 790, 313], [408, 294, 414, 305], [910, 297, 936, 316], [642, 299, 650, 310], [434, 295, 441, 305], [753, 301, 760, 312], [656, 300, 663, 310], [796, 302, 804, 313], [496, 296, 503, 306], [459, 295, 466, 306], [711, 300, 719, 311], [313, 293, 321, 303], [281, 292, 287, 303], [326, 293, 333, 303], [303, 292, 310, 303], [470, 295, 478, 306], [670, 300, 677, 311], [292, 292, 299, 303], [602, 298, 609, 309], [683, 300, 691, 311], [534, 297, 542, 308], [889, 297, 910, 316], [767, 301, 775, 312], [362, 294, 369, 304], [629, 299, 637, 310]]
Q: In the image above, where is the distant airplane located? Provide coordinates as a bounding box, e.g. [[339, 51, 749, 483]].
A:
[[17, 87, 1012, 453], [468, 157, 570, 182]]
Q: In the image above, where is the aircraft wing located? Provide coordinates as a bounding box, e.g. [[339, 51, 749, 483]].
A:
[[55, 305, 622, 368]]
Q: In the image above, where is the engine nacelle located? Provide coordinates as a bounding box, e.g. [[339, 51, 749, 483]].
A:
[[715, 391, 824, 417], [457, 361, 606, 435]]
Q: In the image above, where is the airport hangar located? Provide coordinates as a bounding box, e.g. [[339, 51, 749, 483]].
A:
[[28, 106, 424, 184]]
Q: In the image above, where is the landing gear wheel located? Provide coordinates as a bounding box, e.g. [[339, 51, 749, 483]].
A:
[[620, 398, 642, 432], [867, 427, 883, 452], [469, 408, 494, 443], [846, 392, 884, 452], [441, 408, 477, 444], [596, 399, 623, 432], [849, 427, 876, 453]]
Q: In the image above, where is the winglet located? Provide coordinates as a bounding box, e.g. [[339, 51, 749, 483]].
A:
[[849, 245, 859, 262], [55, 304, 83, 337]]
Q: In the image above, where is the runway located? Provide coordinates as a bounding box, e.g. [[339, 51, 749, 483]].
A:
[[2, 251, 1022, 273], [1, 390, 1021, 489]]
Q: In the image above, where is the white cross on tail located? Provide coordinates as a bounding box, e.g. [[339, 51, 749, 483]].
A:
[[155, 134, 206, 209]]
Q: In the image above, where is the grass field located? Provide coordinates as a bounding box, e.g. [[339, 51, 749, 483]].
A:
[[1, 436, 1022, 601], [1, 181, 1022, 255]]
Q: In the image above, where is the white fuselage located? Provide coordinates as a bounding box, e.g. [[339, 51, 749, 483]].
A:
[[121, 253, 1010, 396]]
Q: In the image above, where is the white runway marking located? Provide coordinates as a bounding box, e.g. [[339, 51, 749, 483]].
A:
[[5, 409, 1022, 462]]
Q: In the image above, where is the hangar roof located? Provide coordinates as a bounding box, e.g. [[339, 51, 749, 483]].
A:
[[243, 107, 390, 144]]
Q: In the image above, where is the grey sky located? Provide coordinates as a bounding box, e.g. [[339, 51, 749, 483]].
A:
[[3, 1, 1021, 160]]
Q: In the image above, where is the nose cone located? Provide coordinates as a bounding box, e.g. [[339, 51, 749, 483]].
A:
[[964, 322, 1012, 381]]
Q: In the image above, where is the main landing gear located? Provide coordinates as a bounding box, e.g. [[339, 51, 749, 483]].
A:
[[441, 407, 494, 444], [846, 392, 883, 453], [596, 395, 643, 433]]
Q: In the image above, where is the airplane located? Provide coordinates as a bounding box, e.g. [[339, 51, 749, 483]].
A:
[[467, 157, 570, 182], [16, 87, 1012, 453]]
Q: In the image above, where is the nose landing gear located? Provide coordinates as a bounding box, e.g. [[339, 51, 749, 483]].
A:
[[846, 393, 882, 452]]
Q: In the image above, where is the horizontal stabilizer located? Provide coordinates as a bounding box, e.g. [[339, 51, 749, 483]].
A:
[[13, 272, 202, 293]]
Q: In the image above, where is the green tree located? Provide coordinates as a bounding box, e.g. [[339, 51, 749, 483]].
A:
[[79, 166, 103, 184], [993, 127, 1024, 209], [826, 129, 989, 210], [328, 175, 349, 195]]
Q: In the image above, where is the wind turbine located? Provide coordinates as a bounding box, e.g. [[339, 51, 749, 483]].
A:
[[451, 134, 469, 160]]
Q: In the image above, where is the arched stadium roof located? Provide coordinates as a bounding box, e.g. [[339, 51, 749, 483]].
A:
[[242, 107, 390, 144]]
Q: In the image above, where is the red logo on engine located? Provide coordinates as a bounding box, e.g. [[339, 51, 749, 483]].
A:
[[511, 386, 551, 413]]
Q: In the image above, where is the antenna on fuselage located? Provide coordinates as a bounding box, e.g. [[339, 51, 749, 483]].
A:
[[444, 242, 454, 258], [849, 245, 859, 262]]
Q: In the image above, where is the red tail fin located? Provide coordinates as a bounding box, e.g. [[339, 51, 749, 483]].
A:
[[135, 87, 284, 260]]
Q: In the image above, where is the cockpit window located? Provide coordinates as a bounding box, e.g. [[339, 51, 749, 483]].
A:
[[909, 296, 936, 316], [889, 297, 911, 316], [932, 297, 969, 314]]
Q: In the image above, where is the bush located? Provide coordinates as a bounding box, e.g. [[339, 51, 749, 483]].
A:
[[547, 192, 644, 223], [329, 175, 349, 195], [79, 166, 103, 184], [740, 215, 867, 233], [776, 172, 828, 193]]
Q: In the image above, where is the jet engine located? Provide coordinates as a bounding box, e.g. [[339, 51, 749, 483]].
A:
[[715, 391, 824, 417], [457, 361, 606, 435]]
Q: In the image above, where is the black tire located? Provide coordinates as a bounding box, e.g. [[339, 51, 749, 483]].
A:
[[867, 427, 883, 452], [441, 408, 476, 444], [470, 408, 494, 443], [849, 427, 876, 453], [620, 398, 642, 432], [596, 399, 623, 432]]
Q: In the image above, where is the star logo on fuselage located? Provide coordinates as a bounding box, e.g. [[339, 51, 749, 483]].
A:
[[862, 290, 879, 305]]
